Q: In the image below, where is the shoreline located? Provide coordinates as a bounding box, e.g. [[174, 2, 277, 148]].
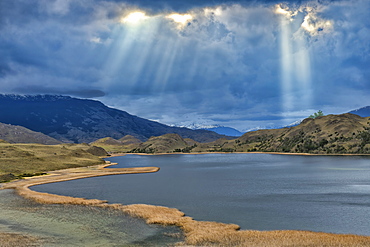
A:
[[113, 151, 370, 156], [1, 160, 370, 246]]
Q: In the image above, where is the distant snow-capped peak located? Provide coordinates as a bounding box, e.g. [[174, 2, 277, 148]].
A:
[[170, 122, 220, 130]]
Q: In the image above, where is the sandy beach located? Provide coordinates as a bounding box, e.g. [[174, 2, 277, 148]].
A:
[[1, 158, 370, 246]]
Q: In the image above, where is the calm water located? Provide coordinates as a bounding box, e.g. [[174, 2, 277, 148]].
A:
[[33, 153, 370, 236]]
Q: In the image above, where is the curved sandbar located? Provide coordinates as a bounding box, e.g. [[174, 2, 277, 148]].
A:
[[2, 160, 370, 246], [1, 162, 159, 205]]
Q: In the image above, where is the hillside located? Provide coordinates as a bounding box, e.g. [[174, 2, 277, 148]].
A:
[[0, 122, 61, 144], [121, 114, 370, 154], [130, 134, 190, 153], [222, 113, 370, 154], [91, 135, 142, 153], [0, 143, 107, 182], [0, 94, 227, 143]]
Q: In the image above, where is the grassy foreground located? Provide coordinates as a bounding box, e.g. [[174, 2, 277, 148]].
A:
[[0, 143, 106, 182]]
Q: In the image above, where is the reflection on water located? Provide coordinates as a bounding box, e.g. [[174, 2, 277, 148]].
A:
[[0, 190, 183, 246], [33, 153, 370, 236]]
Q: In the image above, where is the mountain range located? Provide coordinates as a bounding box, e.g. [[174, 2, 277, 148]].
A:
[[349, 106, 370, 117], [96, 113, 370, 154], [0, 94, 228, 143]]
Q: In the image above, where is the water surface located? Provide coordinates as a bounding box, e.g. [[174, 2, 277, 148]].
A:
[[33, 153, 370, 236]]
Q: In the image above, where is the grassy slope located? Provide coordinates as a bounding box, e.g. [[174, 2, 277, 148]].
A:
[[130, 133, 189, 153], [91, 135, 142, 153], [0, 122, 61, 144], [0, 143, 106, 182], [233, 113, 370, 154]]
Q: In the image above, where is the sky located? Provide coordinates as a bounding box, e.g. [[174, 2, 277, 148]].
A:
[[0, 0, 369, 131]]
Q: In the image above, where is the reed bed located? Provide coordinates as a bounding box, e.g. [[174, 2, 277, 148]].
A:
[[111, 203, 370, 246], [2, 164, 370, 246]]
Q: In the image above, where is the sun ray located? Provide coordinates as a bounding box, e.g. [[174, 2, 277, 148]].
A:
[[279, 16, 294, 113], [153, 37, 181, 92]]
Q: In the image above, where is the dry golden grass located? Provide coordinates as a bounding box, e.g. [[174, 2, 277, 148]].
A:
[[98, 202, 370, 246], [0, 232, 40, 247], [122, 204, 186, 225]]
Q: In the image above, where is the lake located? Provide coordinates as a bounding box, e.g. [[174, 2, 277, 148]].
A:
[[33, 153, 370, 236]]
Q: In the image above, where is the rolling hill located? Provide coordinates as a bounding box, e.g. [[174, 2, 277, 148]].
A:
[[91, 135, 142, 153], [130, 133, 190, 153], [0, 143, 106, 182], [0, 122, 61, 144]]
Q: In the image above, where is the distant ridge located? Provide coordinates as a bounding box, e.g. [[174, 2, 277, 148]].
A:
[[0, 122, 61, 144], [0, 94, 228, 143], [204, 126, 244, 137], [173, 123, 244, 137], [114, 113, 370, 154], [349, 106, 370, 117]]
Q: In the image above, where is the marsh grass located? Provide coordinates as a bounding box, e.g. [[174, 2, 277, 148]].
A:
[[0, 232, 41, 247], [99, 203, 370, 246]]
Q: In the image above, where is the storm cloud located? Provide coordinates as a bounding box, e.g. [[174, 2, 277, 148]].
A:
[[0, 0, 369, 130]]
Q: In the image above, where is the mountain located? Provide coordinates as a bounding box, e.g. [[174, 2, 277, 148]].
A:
[[349, 106, 370, 117], [0, 122, 61, 144], [0, 94, 228, 143], [173, 123, 244, 137], [204, 126, 244, 137]]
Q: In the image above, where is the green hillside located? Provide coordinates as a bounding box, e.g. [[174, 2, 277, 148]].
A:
[[91, 135, 142, 153], [0, 143, 107, 182], [130, 134, 189, 153]]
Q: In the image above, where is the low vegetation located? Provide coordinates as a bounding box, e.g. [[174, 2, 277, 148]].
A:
[[129, 134, 189, 154], [0, 232, 41, 247], [91, 135, 142, 153], [0, 143, 107, 182], [0, 122, 61, 145]]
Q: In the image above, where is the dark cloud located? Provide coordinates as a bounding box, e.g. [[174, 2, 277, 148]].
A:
[[0, 0, 369, 130]]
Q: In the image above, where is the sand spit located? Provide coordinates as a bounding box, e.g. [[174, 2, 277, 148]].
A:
[[1, 162, 370, 246], [1, 162, 159, 205]]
